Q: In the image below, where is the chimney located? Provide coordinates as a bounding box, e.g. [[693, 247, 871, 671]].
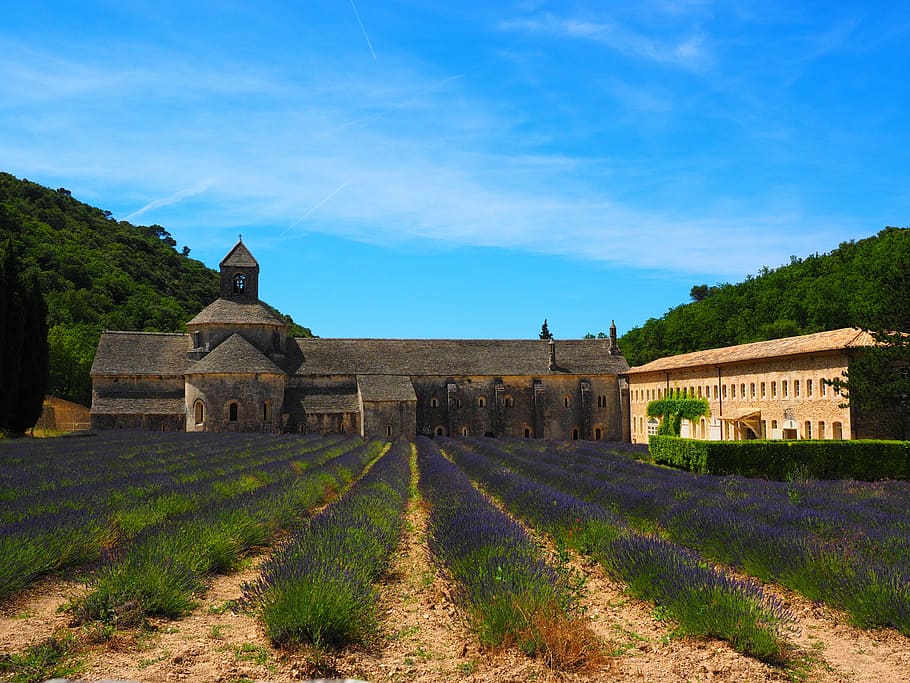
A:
[[548, 338, 557, 370], [609, 320, 620, 355]]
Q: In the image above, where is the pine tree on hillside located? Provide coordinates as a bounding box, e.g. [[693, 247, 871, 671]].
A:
[[0, 240, 48, 433]]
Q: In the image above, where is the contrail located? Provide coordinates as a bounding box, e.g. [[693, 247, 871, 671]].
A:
[[123, 180, 213, 222], [349, 0, 377, 60], [282, 182, 349, 235]]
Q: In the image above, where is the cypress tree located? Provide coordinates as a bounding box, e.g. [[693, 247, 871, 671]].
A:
[[0, 240, 49, 434]]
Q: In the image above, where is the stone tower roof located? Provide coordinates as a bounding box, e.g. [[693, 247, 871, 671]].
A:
[[186, 298, 287, 327], [186, 333, 284, 375], [220, 239, 258, 268]]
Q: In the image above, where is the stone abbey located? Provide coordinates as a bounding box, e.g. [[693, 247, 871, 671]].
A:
[[90, 240, 630, 440]]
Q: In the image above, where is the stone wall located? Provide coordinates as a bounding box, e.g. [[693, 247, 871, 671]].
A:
[[185, 372, 285, 432], [627, 352, 856, 443]]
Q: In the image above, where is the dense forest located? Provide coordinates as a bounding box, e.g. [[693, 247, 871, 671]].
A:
[[0, 172, 312, 407], [618, 227, 910, 366]]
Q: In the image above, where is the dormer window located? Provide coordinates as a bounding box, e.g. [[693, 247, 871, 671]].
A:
[[233, 273, 246, 294]]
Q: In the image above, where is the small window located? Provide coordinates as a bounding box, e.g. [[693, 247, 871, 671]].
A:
[[771, 419, 778, 429], [805, 421, 812, 439], [818, 421, 826, 439], [794, 380, 800, 397], [713, 385, 718, 400], [504, 396, 514, 408], [456, 399, 463, 408], [524, 427, 531, 438], [232, 273, 246, 294], [595, 427, 602, 440], [462, 427, 469, 437], [821, 380, 827, 397], [761, 382, 766, 398], [647, 417, 659, 436], [563, 396, 570, 408], [194, 400, 205, 425], [730, 384, 735, 399], [477, 396, 486, 408], [436, 426, 444, 436], [697, 386, 702, 398], [387, 425, 392, 437], [833, 422, 843, 439], [430, 397, 438, 408], [782, 381, 788, 398], [572, 428, 579, 440], [263, 402, 271, 421], [723, 385, 728, 400], [771, 382, 777, 398], [741, 383, 746, 399], [192, 331, 201, 349], [807, 379, 813, 397], [750, 383, 756, 398], [833, 383, 841, 397], [229, 402, 239, 422]]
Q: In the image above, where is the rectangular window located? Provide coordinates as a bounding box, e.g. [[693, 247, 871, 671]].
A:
[[819, 421, 826, 439], [782, 380, 788, 398], [771, 381, 777, 398], [794, 380, 800, 397], [741, 383, 746, 399], [713, 385, 718, 400], [761, 382, 766, 398], [723, 384, 728, 399], [730, 384, 736, 398], [750, 383, 756, 398], [807, 379, 813, 397], [805, 421, 812, 439], [821, 380, 827, 397]]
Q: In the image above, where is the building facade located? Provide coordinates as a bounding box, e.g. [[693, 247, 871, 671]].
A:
[[91, 240, 631, 440], [625, 329, 886, 444]]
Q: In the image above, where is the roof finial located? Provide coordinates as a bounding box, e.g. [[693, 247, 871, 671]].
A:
[[238, 233, 243, 243]]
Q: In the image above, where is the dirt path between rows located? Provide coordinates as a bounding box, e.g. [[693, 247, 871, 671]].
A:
[[2, 512, 910, 682]]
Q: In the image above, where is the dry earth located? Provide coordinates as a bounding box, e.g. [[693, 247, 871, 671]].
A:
[[2, 495, 909, 683]]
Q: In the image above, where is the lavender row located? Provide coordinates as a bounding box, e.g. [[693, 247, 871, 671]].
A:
[[74, 437, 386, 625], [416, 437, 579, 657], [243, 441, 411, 647], [442, 438, 792, 663], [497, 438, 910, 634], [0, 433, 357, 603]]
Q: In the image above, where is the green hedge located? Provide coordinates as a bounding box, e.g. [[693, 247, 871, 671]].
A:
[[649, 436, 910, 481]]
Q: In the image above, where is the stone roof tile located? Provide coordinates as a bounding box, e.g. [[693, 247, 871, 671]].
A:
[[626, 327, 876, 374], [357, 375, 417, 402], [220, 240, 258, 268], [91, 332, 189, 376], [292, 339, 628, 376], [91, 397, 186, 415], [187, 298, 287, 327], [186, 333, 284, 375]]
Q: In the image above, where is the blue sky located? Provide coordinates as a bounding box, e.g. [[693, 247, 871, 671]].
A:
[[1, 1, 907, 339]]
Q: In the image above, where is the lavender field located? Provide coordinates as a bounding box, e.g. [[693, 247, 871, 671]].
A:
[[1, 431, 909, 680]]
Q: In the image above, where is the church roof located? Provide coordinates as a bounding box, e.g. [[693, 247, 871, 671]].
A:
[[91, 332, 189, 376], [626, 327, 876, 375], [299, 393, 361, 414], [186, 333, 284, 375], [291, 338, 629, 376], [187, 298, 287, 327], [220, 240, 258, 268], [358, 374, 417, 402]]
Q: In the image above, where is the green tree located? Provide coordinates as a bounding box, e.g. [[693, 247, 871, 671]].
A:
[[0, 240, 48, 433], [539, 319, 553, 340]]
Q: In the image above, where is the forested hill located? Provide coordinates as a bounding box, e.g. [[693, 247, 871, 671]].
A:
[[0, 172, 312, 406], [618, 227, 910, 367]]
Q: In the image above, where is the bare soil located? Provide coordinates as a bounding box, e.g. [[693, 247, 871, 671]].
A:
[[2, 496, 909, 683]]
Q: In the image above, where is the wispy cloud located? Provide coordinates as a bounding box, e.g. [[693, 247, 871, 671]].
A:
[[349, 0, 377, 60], [499, 12, 711, 70], [123, 180, 214, 222]]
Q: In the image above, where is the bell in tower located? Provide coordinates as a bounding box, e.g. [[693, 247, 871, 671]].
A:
[[219, 236, 259, 302]]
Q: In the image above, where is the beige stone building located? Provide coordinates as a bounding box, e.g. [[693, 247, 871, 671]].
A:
[[624, 328, 887, 444], [90, 240, 630, 440]]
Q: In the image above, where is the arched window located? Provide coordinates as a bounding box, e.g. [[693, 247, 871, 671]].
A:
[[194, 400, 205, 425], [430, 397, 438, 408], [232, 273, 246, 294], [594, 427, 602, 440], [504, 396, 514, 408], [387, 425, 392, 437], [262, 401, 271, 422], [229, 402, 239, 422], [832, 422, 843, 439], [462, 427, 469, 437], [563, 396, 570, 408], [477, 396, 486, 408], [436, 426, 445, 436], [572, 428, 579, 440], [524, 427, 531, 438]]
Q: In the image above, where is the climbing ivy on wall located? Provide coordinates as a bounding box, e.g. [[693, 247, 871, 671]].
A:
[[646, 389, 710, 436]]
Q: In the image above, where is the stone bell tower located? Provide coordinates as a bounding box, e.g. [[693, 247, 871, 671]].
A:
[[219, 237, 259, 303]]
